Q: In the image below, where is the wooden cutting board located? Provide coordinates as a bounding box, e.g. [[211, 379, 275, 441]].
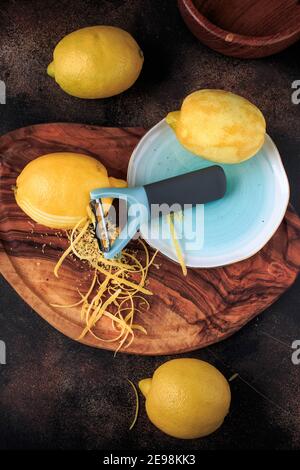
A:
[[1, 123, 300, 355]]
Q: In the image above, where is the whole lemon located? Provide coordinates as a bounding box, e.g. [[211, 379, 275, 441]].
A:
[[139, 358, 231, 439], [15, 152, 125, 229], [47, 26, 144, 99], [166, 89, 266, 164]]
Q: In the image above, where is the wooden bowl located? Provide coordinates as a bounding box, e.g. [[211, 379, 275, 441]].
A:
[[178, 0, 300, 58]]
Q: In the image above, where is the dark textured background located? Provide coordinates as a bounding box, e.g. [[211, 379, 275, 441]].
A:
[[0, 0, 300, 451]]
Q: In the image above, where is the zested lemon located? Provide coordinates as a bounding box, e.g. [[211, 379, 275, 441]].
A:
[[139, 358, 231, 439], [47, 26, 144, 99], [166, 89, 266, 164], [14, 152, 125, 229]]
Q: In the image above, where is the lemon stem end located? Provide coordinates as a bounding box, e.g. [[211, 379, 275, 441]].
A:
[[166, 111, 180, 131], [138, 378, 152, 397], [47, 62, 55, 78]]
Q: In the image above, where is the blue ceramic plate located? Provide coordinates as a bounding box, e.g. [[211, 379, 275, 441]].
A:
[[127, 119, 290, 268]]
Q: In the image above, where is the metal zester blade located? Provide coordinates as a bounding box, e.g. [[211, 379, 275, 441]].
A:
[[90, 198, 111, 253]]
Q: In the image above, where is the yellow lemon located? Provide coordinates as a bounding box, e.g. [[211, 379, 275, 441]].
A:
[[139, 358, 231, 439], [166, 89, 266, 164], [47, 26, 144, 99], [15, 152, 126, 229], [108, 176, 128, 188]]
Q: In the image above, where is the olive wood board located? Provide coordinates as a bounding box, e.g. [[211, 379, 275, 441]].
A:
[[0, 123, 300, 355]]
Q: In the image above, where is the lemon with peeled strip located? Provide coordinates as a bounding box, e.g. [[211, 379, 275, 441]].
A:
[[14, 152, 126, 229]]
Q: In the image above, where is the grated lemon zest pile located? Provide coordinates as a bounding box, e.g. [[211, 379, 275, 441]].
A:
[[168, 213, 187, 276], [52, 214, 158, 352], [127, 379, 139, 430]]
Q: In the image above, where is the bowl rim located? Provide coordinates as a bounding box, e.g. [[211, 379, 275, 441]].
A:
[[178, 0, 300, 47], [127, 118, 290, 268]]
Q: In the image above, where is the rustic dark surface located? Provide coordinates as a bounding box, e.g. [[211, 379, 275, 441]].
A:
[[0, 0, 300, 451]]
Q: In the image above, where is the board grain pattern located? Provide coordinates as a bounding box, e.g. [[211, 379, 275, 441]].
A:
[[0, 123, 300, 355]]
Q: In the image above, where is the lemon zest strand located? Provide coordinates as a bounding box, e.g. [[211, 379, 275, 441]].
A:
[[54, 217, 89, 277], [78, 289, 121, 340], [168, 213, 187, 276], [96, 265, 152, 296], [127, 379, 139, 430]]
